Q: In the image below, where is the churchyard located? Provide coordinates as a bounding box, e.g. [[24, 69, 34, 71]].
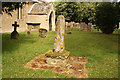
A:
[[1, 2, 119, 79], [2, 28, 118, 78]]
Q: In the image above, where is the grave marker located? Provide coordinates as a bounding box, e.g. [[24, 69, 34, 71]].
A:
[[87, 23, 92, 31], [11, 21, 19, 39], [53, 15, 65, 53], [45, 15, 70, 59]]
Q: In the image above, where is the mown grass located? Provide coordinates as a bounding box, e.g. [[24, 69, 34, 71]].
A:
[[2, 29, 119, 78]]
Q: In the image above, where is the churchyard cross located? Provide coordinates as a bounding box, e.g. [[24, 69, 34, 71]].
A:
[[45, 15, 70, 59], [11, 21, 19, 39], [12, 21, 19, 32], [53, 15, 65, 53]]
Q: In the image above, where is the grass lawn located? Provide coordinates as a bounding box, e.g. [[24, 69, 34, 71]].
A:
[[2, 28, 119, 78]]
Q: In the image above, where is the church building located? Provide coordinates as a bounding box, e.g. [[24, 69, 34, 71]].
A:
[[1, 1, 55, 33]]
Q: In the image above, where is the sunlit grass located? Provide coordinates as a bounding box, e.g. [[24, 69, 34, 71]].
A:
[[2, 29, 119, 78]]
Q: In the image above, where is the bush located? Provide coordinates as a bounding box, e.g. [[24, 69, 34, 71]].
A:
[[95, 3, 118, 34]]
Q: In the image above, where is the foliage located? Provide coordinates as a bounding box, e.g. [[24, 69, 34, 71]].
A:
[[95, 2, 118, 34], [114, 2, 120, 29], [2, 2, 25, 16], [54, 2, 96, 24]]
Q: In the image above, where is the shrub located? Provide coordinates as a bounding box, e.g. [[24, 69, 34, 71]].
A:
[[95, 3, 118, 34]]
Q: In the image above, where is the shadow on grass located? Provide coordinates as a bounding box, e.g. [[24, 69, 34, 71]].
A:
[[2, 32, 37, 54]]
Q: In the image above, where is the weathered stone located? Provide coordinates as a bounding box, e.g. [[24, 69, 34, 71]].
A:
[[53, 15, 65, 53], [39, 28, 47, 38], [87, 23, 92, 31], [46, 57, 68, 67], [25, 54, 88, 78], [73, 23, 80, 28], [45, 50, 70, 60], [65, 22, 68, 30], [80, 22, 87, 31], [65, 22, 71, 31], [70, 22, 74, 28]]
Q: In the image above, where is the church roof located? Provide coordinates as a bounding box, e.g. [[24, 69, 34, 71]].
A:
[[28, 2, 53, 15]]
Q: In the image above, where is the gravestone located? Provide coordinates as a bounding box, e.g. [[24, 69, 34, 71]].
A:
[[53, 15, 65, 53], [70, 22, 74, 28], [73, 23, 80, 28], [65, 22, 68, 31], [66, 22, 71, 31], [80, 22, 88, 31], [25, 15, 88, 78], [73, 23, 76, 28], [84, 23, 88, 31], [39, 28, 47, 38], [76, 23, 80, 28], [11, 21, 19, 39], [87, 23, 92, 31], [45, 15, 70, 59], [80, 22, 85, 31]]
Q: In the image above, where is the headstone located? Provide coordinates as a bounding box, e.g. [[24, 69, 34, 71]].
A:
[[76, 23, 80, 28], [87, 23, 92, 31], [11, 21, 19, 39], [84, 23, 88, 31], [45, 15, 70, 59], [65, 22, 71, 31], [67, 23, 71, 31], [70, 22, 74, 28], [80, 22, 85, 31], [73, 23, 77, 28], [53, 15, 65, 53], [65, 22, 68, 31], [39, 28, 47, 38]]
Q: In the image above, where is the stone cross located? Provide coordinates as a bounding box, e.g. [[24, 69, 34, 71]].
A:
[[53, 15, 65, 53], [12, 21, 19, 31]]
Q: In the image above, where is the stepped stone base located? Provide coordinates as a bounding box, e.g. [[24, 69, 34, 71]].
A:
[[25, 51, 88, 78]]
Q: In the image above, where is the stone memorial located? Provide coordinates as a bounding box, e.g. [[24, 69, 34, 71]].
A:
[[65, 22, 68, 31], [25, 15, 88, 78], [87, 23, 92, 31], [76, 23, 80, 28], [73, 23, 76, 28], [80, 22, 88, 31], [45, 15, 70, 59], [39, 28, 47, 38], [70, 22, 74, 28], [84, 23, 88, 31], [66, 22, 71, 31], [11, 21, 19, 39], [80, 22, 85, 31], [53, 15, 65, 53]]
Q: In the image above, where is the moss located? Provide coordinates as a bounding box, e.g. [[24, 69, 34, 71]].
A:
[[45, 50, 70, 60]]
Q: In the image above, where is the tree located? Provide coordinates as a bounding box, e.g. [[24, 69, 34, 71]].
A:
[[95, 2, 118, 34], [54, 2, 96, 24], [2, 2, 24, 16]]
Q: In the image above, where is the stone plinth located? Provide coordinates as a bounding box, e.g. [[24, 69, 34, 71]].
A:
[[25, 53, 88, 78], [39, 28, 47, 38], [45, 50, 70, 60], [46, 57, 68, 67]]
